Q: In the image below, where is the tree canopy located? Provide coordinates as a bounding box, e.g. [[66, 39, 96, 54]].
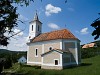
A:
[[0, 0, 18, 46], [91, 14, 100, 40], [0, 0, 34, 46]]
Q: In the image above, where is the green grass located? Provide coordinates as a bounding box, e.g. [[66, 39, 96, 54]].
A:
[[3, 63, 20, 73], [4, 55, 100, 75]]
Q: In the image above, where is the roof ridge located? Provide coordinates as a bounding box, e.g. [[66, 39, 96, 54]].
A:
[[42, 29, 67, 34]]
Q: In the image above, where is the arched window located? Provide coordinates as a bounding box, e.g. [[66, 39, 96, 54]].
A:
[[32, 25, 33, 31], [35, 48, 38, 57]]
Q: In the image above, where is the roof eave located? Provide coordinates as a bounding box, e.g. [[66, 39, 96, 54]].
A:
[[29, 20, 42, 24]]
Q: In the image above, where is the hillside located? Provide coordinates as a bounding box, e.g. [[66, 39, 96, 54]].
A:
[[0, 49, 27, 53], [0, 49, 27, 60], [0, 49, 12, 54]]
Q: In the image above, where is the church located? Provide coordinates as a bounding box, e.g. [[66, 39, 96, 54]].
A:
[[27, 12, 81, 70]]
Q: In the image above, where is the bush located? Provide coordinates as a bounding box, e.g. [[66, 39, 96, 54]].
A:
[[81, 47, 100, 59], [4, 57, 12, 69], [0, 62, 3, 74]]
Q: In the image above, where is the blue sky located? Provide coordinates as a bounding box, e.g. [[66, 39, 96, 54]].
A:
[[1, 0, 100, 51]]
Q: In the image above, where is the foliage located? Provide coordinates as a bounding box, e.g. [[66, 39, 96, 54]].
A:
[[94, 40, 100, 47], [0, 0, 18, 46], [0, 49, 27, 70], [0, 62, 3, 74], [81, 47, 100, 59], [3, 63, 20, 73], [4, 56, 12, 69], [0, 0, 35, 46], [0, 49, 27, 62], [91, 13, 100, 40]]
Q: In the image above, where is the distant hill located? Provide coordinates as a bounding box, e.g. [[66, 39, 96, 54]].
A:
[[0, 49, 27, 54], [0, 49, 12, 54], [0, 49, 27, 59]]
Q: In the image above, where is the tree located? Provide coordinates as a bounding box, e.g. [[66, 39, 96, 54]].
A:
[[4, 56, 12, 69], [0, 61, 3, 74], [0, 0, 35, 46], [91, 13, 100, 40], [0, 0, 18, 46]]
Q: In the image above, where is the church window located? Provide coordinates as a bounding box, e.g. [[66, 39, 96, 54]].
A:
[[32, 25, 33, 31], [54, 59, 58, 65], [35, 48, 38, 57], [38, 25, 39, 31], [49, 47, 52, 50]]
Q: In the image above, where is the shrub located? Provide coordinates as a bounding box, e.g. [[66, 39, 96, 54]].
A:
[[81, 47, 100, 59], [4, 57, 12, 69], [0, 62, 3, 74]]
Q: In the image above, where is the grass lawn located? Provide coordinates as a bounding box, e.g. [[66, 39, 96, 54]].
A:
[[4, 55, 100, 75]]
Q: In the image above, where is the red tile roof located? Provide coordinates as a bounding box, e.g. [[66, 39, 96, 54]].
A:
[[82, 43, 97, 48], [31, 29, 79, 42]]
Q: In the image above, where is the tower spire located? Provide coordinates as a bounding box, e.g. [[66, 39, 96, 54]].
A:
[[29, 10, 42, 39], [34, 10, 39, 21]]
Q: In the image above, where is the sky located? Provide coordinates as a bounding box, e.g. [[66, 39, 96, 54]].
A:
[[0, 0, 100, 51]]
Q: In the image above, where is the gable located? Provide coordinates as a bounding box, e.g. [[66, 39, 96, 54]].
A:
[[41, 49, 68, 57], [18, 56, 26, 61], [41, 50, 61, 57]]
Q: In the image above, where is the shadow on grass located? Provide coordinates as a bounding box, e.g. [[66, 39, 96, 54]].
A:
[[21, 65, 41, 69], [80, 63, 92, 66], [64, 63, 92, 69]]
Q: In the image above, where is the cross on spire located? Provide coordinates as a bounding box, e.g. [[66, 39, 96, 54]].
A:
[[34, 10, 39, 21]]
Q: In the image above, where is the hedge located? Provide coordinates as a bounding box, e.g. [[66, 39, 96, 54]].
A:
[[81, 47, 100, 59]]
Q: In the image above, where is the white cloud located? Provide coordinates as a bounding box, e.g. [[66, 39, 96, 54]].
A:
[[19, 14, 29, 21], [45, 4, 61, 16], [1, 28, 27, 51], [0, 19, 29, 52], [0, 36, 28, 51], [14, 29, 23, 36], [4, 29, 23, 38], [25, 36, 30, 42], [48, 23, 60, 29], [9, 36, 27, 51], [67, 7, 74, 12], [80, 27, 89, 34]]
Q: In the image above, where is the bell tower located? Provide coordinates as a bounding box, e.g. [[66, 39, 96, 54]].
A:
[[29, 11, 42, 39]]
